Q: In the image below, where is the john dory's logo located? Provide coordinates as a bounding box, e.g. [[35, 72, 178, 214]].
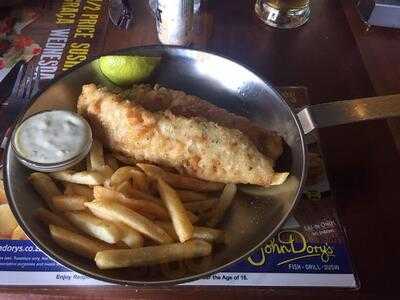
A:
[[247, 230, 334, 266]]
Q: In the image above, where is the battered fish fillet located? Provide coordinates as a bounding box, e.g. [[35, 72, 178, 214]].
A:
[[118, 84, 283, 161], [78, 84, 276, 186]]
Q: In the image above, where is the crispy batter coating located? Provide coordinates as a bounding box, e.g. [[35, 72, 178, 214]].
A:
[[118, 84, 283, 161], [78, 84, 276, 186]]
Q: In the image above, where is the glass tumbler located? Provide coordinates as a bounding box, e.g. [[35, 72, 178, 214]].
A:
[[255, 0, 311, 29]]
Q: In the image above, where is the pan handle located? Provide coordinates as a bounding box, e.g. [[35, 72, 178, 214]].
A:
[[297, 94, 400, 134]]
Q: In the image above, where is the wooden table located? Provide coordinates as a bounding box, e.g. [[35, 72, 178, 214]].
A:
[[2, 0, 400, 298]]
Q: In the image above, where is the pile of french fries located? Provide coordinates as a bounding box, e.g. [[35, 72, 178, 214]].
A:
[[30, 139, 238, 274]]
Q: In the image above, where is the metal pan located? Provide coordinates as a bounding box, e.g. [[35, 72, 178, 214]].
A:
[[4, 45, 400, 285]]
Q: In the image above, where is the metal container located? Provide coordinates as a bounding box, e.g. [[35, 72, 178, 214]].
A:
[[155, 0, 194, 46], [3, 46, 400, 285], [10, 110, 93, 172]]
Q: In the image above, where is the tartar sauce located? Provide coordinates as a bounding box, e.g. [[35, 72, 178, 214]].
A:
[[14, 110, 91, 164]]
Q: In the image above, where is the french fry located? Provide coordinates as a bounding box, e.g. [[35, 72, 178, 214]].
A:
[[11, 225, 29, 240], [35, 208, 76, 231], [271, 172, 290, 186], [116, 223, 144, 248], [50, 170, 105, 186], [176, 190, 210, 202], [105, 153, 119, 171], [157, 178, 193, 242], [114, 180, 132, 195], [93, 186, 169, 220], [190, 226, 225, 243], [155, 222, 178, 240], [183, 199, 217, 213], [110, 166, 135, 185], [0, 204, 18, 237], [161, 207, 199, 224], [29, 173, 61, 210], [95, 239, 212, 269], [65, 211, 122, 244], [0, 180, 7, 204], [85, 200, 173, 244], [90, 139, 105, 170], [156, 222, 225, 243], [130, 170, 149, 192], [137, 163, 224, 192], [112, 179, 158, 202], [126, 186, 162, 203], [98, 165, 114, 180], [207, 183, 237, 227], [49, 225, 111, 259], [52, 195, 89, 211], [73, 184, 94, 199], [139, 212, 158, 221], [63, 183, 94, 199], [111, 167, 149, 191]]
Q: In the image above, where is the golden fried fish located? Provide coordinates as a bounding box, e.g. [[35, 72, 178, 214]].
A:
[[78, 84, 279, 186], [118, 84, 283, 161]]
